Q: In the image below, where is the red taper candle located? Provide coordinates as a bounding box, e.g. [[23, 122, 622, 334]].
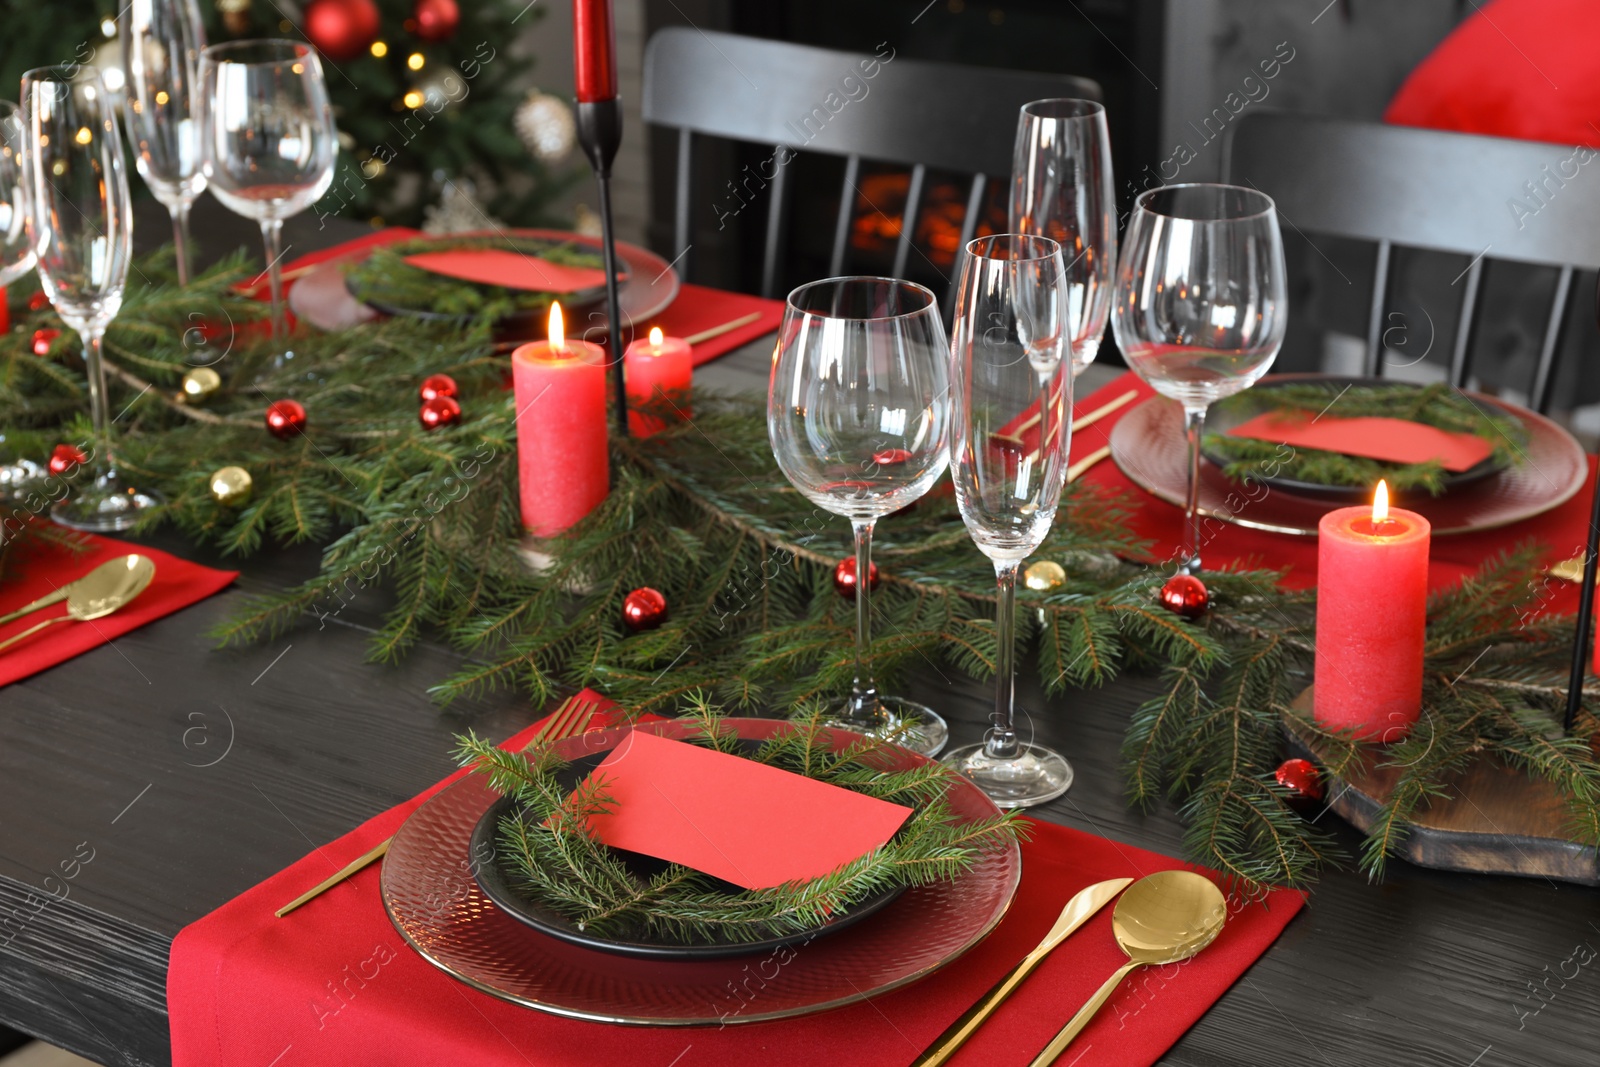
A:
[[512, 302, 610, 537], [572, 0, 618, 103], [1313, 481, 1430, 742]]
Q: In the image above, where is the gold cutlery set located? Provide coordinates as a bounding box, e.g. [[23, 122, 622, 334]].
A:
[[0, 554, 156, 653], [914, 869, 1226, 1067]]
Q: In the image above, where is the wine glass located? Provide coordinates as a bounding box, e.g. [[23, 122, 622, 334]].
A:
[[1010, 98, 1116, 372], [121, 0, 207, 285], [0, 100, 42, 499], [768, 277, 952, 757], [199, 39, 336, 361], [1112, 184, 1288, 574], [943, 234, 1074, 808], [20, 66, 163, 531]]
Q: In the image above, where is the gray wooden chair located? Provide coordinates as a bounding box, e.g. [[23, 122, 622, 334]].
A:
[[641, 27, 1101, 300], [1222, 110, 1600, 412]]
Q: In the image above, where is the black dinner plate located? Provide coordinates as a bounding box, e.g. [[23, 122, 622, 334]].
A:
[[468, 741, 907, 961], [1200, 375, 1516, 502]]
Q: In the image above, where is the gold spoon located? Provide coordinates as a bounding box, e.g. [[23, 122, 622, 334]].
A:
[[1028, 870, 1228, 1066], [0, 554, 157, 654], [0, 554, 152, 628]]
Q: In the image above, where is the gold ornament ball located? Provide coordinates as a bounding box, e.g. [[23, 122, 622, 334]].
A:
[[209, 466, 254, 506], [1023, 560, 1066, 592], [181, 367, 222, 403]]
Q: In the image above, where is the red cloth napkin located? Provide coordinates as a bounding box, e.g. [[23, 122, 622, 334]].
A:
[[0, 533, 236, 688], [168, 689, 1303, 1067], [1073, 373, 1592, 612]]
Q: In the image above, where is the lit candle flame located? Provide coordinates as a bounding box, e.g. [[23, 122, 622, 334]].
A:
[[649, 326, 663, 347], [548, 302, 565, 351], [1372, 480, 1389, 523]]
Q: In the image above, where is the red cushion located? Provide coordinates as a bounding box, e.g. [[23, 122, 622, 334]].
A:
[[1386, 0, 1600, 146]]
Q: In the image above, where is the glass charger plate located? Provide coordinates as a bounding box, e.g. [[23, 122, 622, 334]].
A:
[[1109, 382, 1585, 536], [381, 718, 1021, 1026], [288, 228, 680, 334]]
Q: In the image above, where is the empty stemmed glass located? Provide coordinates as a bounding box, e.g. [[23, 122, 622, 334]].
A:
[[121, 0, 207, 285], [768, 277, 952, 757], [0, 100, 41, 498], [944, 235, 1074, 807], [199, 39, 336, 364], [1010, 98, 1116, 373], [20, 66, 163, 531], [1112, 184, 1288, 574]]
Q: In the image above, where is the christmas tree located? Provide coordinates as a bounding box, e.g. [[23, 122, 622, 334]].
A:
[[3, 0, 580, 229]]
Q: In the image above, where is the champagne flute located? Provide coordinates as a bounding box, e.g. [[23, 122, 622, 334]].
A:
[[121, 0, 207, 285], [944, 234, 1074, 807], [198, 39, 336, 362], [768, 277, 952, 757], [0, 100, 42, 498], [1112, 184, 1288, 574], [21, 66, 163, 531], [1010, 98, 1116, 373]]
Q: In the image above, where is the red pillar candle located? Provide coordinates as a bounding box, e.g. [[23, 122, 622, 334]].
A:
[[1314, 481, 1431, 742], [572, 0, 618, 103], [623, 326, 692, 437], [511, 302, 610, 537]]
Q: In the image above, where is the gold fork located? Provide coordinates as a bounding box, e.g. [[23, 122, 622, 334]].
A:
[[274, 694, 602, 918]]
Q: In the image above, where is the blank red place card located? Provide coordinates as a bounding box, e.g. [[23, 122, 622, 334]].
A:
[[1226, 412, 1494, 471], [403, 249, 609, 293], [579, 730, 914, 890]]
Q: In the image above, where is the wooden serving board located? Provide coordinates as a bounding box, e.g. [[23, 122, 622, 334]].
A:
[[1285, 688, 1600, 886]]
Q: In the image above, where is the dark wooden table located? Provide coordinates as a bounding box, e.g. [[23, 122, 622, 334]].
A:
[[0, 198, 1595, 1067]]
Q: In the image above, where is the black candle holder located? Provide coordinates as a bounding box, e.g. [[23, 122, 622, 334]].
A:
[[576, 98, 628, 437]]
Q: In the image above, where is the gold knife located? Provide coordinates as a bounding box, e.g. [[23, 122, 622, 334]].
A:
[[910, 876, 1134, 1067]]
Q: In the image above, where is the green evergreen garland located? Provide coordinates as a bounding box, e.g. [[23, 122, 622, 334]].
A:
[[3, 250, 1597, 896]]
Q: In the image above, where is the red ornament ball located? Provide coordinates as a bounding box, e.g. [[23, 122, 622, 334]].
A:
[[622, 587, 669, 632], [31, 328, 61, 356], [47, 443, 87, 477], [1158, 573, 1209, 619], [27, 290, 49, 312], [1274, 758, 1326, 805], [833, 557, 881, 599], [411, 0, 460, 41], [418, 373, 458, 402], [418, 395, 462, 431], [871, 447, 912, 466], [303, 0, 381, 62], [264, 399, 308, 440]]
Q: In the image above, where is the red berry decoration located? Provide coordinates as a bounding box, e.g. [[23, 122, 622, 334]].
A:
[[622, 587, 669, 632], [833, 557, 881, 599], [264, 399, 308, 440], [418, 373, 458, 402], [31, 328, 61, 356], [411, 0, 460, 41], [1274, 758, 1326, 809], [1159, 573, 1209, 619], [47, 443, 87, 477], [303, 0, 381, 62], [418, 395, 461, 431], [27, 290, 49, 312]]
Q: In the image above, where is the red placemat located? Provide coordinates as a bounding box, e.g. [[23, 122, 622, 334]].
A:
[[0, 533, 237, 688], [1073, 372, 1593, 613], [168, 689, 1303, 1067]]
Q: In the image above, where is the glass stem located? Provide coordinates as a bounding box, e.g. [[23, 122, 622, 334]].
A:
[[171, 200, 193, 287], [847, 518, 883, 723], [985, 559, 1021, 760], [82, 326, 114, 476], [1181, 404, 1206, 574], [260, 217, 287, 339]]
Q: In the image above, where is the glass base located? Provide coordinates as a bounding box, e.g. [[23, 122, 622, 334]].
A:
[[941, 740, 1073, 809], [52, 471, 165, 533], [0, 458, 44, 502], [825, 695, 948, 758]]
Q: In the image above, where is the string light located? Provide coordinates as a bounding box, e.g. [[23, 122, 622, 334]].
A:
[[407, 53, 425, 71], [371, 41, 388, 58], [402, 90, 424, 109]]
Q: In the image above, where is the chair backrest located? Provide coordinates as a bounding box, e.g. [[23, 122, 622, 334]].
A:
[[642, 27, 1102, 299], [1222, 110, 1600, 411]]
